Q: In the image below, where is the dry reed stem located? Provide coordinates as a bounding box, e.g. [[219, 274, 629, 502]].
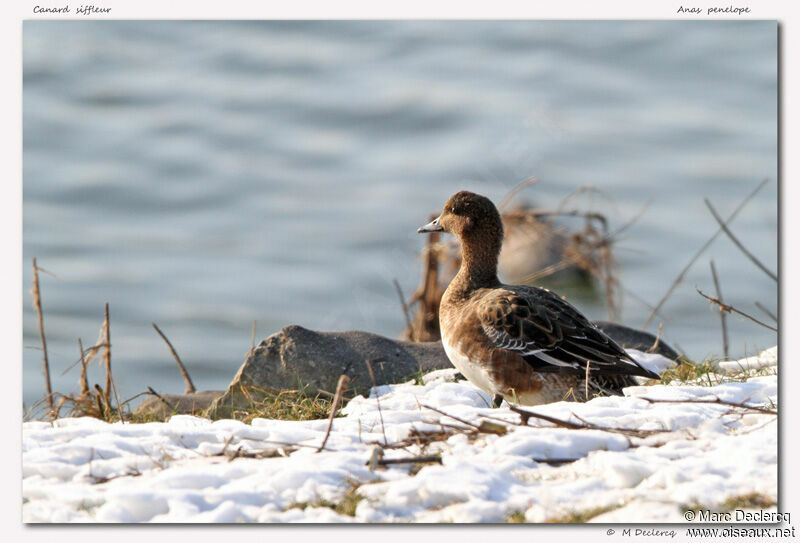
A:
[[612, 199, 652, 238], [78, 338, 89, 395], [552, 185, 611, 220], [704, 198, 777, 282], [94, 384, 108, 418], [508, 405, 584, 430], [102, 303, 125, 423], [147, 386, 178, 414], [754, 302, 777, 323], [638, 396, 777, 416], [497, 176, 539, 211], [392, 279, 414, 341], [420, 403, 481, 430], [709, 260, 729, 360], [31, 258, 53, 414], [377, 455, 442, 466], [643, 178, 769, 329], [406, 228, 445, 341], [110, 375, 125, 423], [646, 323, 664, 354], [509, 405, 664, 438], [584, 360, 590, 402], [365, 359, 388, 446], [316, 374, 350, 453], [152, 322, 196, 394], [531, 209, 608, 231], [103, 303, 112, 398], [695, 287, 777, 332]]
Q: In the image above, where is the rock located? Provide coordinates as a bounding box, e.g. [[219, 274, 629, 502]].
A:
[[205, 325, 450, 419], [133, 390, 225, 419], [204, 322, 679, 419]]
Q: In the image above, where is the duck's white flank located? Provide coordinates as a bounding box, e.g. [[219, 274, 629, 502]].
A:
[[441, 334, 497, 396]]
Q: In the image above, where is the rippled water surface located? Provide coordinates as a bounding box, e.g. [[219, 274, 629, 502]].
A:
[[23, 21, 777, 408]]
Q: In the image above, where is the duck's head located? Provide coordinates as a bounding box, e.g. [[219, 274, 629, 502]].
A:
[[418, 191, 504, 244]]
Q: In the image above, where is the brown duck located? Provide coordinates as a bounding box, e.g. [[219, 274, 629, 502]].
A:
[[418, 191, 659, 406]]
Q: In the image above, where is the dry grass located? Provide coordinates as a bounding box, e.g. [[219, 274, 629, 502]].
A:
[[656, 357, 720, 387], [655, 355, 776, 388], [683, 493, 776, 517], [720, 493, 776, 511], [226, 387, 336, 424], [545, 503, 624, 523], [504, 510, 528, 523], [285, 481, 364, 517]]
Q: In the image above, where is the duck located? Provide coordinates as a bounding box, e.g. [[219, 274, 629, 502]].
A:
[[418, 191, 660, 406]]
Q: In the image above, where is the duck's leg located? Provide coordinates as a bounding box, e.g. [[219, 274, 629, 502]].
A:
[[493, 394, 504, 408]]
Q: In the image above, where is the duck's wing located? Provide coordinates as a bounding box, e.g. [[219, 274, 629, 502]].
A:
[[477, 286, 660, 379]]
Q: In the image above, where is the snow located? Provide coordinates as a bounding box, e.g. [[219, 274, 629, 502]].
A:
[[717, 346, 778, 374], [23, 348, 778, 523]]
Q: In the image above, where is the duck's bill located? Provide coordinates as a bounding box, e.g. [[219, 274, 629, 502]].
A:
[[417, 216, 444, 233]]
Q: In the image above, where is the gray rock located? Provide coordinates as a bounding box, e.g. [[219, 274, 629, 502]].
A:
[[205, 325, 450, 419], [204, 322, 679, 419]]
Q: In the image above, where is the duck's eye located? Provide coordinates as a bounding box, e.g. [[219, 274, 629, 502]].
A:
[[451, 206, 457, 214]]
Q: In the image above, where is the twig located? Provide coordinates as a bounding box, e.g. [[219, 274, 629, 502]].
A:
[[377, 455, 442, 466], [31, 258, 53, 414], [509, 405, 662, 438], [33, 265, 58, 278], [365, 359, 388, 446], [220, 435, 235, 457], [59, 341, 110, 377], [147, 386, 178, 414], [532, 457, 582, 466], [643, 178, 769, 329], [316, 375, 350, 453], [530, 209, 608, 232], [646, 323, 664, 354], [709, 260, 729, 359], [754, 302, 778, 323], [584, 360, 590, 402], [78, 338, 89, 395], [695, 287, 777, 332], [119, 391, 152, 407], [94, 384, 109, 418], [508, 405, 584, 430], [704, 199, 777, 282], [419, 403, 481, 430], [611, 199, 652, 238], [103, 303, 112, 398], [497, 176, 539, 211], [392, 279, 414, 342], [152, 322, 196, 394], [553, 185, 611, 219], [103, 303, 125, 423], [250, 320, 257, 354], [638, 396, 777, 416]]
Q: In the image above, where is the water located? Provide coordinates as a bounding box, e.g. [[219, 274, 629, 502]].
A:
[[22, 21, 777, 409]]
